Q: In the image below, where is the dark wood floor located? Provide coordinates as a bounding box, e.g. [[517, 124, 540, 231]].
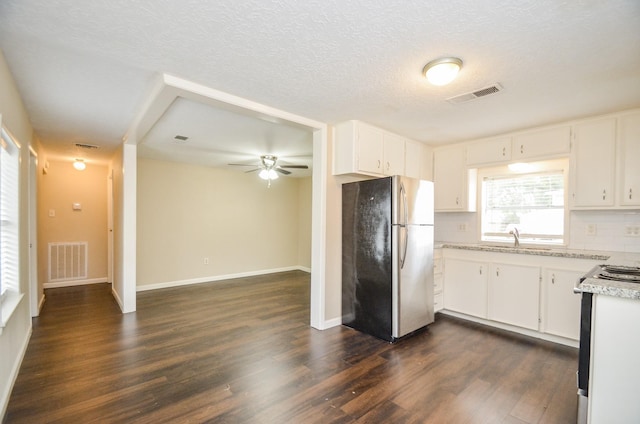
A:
[[5, 271, 579, 423]]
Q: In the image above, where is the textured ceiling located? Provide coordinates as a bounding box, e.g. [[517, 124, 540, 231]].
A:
[[0, 0, 639, 168]]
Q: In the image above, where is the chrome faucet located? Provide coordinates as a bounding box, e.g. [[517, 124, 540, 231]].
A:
[[509, 227, 520, 248]]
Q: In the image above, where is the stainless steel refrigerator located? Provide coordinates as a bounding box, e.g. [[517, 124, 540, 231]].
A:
[[342, 175, 434, 342]]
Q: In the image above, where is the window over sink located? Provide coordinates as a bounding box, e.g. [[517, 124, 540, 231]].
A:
[[479, 159, 568, 246]]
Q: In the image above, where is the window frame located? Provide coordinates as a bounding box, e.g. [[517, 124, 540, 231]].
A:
[[1, 124, 22, 329], [477, 159, 570, 247]]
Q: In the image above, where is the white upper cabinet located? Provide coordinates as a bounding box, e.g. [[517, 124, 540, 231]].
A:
[[404, 139, 425, 180], [382, 132, 406, 176], [571, 117, 617, 208], [618, 111, 640, 206], [433, 145, 477, 212], [333, 120, 407, 177], [512, 126, 571, 160], [466, 136, 512, 166]]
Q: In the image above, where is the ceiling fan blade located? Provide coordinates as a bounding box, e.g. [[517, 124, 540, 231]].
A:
[[228, 163, 260, 166], [279, 165, 309, 169], [275, 168, 291, 175], [244, 168, 261, 173]]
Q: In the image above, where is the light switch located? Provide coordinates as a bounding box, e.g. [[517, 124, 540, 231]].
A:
[[48, 209, 55, 217], [72, 203, 82, 211]]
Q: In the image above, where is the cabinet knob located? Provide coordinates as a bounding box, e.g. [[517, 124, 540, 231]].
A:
[[386, 161, 390, 171], [496, 268, 500, 277], [456, 196, 459, 205], [377, 159, 381, 169], [520, 144, 524, 154], [502, 147, 506, 156], [551, 274, 555, 284], [630, 188, 633, 200], [602, 189, 606, 200], [479, 267, 482, 275]]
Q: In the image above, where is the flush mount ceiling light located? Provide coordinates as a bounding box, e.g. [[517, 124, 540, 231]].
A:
[[423, 57, 463, 86], [73, 158, 86, 171]]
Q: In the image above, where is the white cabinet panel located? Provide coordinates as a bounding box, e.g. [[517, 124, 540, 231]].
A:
[[404, 139, 423, 180], [383, 132, 405, 176], [434, 145, 476, 212], [571, 117, 616, 208], [512, 126, 571, 160], [488, 263, 540, 330], [443, 258, 487, 318], [357, 122, 384, 174], [466, 136, 512, 166], [543, 268, 582, 340], [618, 111, 640, 206]]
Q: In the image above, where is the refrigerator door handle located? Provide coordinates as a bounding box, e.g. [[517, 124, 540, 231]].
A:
[[400, 182, 409, 269]]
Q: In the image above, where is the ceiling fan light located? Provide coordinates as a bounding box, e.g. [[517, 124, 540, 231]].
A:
[[259, 169, 269, 180], [267, 169, 279, 180], [423, 57, 462, 86], [73, 158, 86, 171]]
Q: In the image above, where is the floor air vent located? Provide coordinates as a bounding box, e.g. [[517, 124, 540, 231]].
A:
[[447, 83, 503, 104]]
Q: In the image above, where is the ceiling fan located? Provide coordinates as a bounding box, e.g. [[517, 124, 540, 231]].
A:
[[228, 155, 309, 187]]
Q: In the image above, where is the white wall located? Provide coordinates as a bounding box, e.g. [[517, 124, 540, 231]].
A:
[[136, 158, 312, 289], [435, 210, 640, 253], [0, 50, 35, 418]]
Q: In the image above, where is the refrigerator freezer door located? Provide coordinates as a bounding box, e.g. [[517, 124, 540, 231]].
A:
[[393, 224, 434, 338], [392, 176, 434, 226]]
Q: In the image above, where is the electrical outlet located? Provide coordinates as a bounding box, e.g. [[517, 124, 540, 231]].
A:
[[457, 223, 468, 232], [625, 225, 640, 237], [586, 224, 597, 236], [204, 257, 210, 265]]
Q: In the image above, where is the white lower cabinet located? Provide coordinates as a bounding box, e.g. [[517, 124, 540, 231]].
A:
[[488, 263, 540, 331], [441, 248, 601, 345], [443, 258, 487, 318], [542, 268, 583, 340]]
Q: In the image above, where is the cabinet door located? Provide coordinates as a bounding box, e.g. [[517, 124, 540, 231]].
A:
[[466, 136, 511, 166], [356, 122, 384, 174], [512, 126, 571, 160], [619, 112, 640, 206], [443, 259, 488, 318], [543, 268, 582, 340], [404, 139, 423, 179], [571, 117, 616, 207], [434, 145, 475, 211], [383, 132, 405, 176], [488, 263, 540, 330]]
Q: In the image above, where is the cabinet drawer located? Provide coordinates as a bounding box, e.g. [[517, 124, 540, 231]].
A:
[[434, 274, 443, 293], [434, 257, 443, 274], [434, 292, 444, 312]]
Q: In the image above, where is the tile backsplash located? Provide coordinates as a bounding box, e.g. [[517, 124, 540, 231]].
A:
[[435, 210, 640, 253]]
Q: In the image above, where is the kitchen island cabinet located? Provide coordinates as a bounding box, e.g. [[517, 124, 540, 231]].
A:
[[588, 294, 640, 423]]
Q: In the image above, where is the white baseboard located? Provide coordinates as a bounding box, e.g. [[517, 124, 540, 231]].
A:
[[44, 277, 108, 289], [322, 316, 342, 329], [111, 287, 124, 312], [136, 266, 311, 292]]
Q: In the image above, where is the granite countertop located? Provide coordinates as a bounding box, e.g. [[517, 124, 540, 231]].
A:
[[578, 254, 640, 300], [439, 243, 610, 260], [437, 243, 640, 300]]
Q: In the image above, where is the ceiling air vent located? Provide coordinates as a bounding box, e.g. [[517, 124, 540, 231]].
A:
[[173, 135, 189, 143], [75, 143, 99, 149], [447, 83, 503, 104]]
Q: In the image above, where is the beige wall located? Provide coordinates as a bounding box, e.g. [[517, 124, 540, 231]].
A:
[[38, 160, 109, 284], [0, 49, 35, 417], [137, 158, 311, 288], [297, 177, 312, 269]]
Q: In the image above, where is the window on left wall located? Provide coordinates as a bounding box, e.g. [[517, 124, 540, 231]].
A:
[[1, 126, 21, 327]]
